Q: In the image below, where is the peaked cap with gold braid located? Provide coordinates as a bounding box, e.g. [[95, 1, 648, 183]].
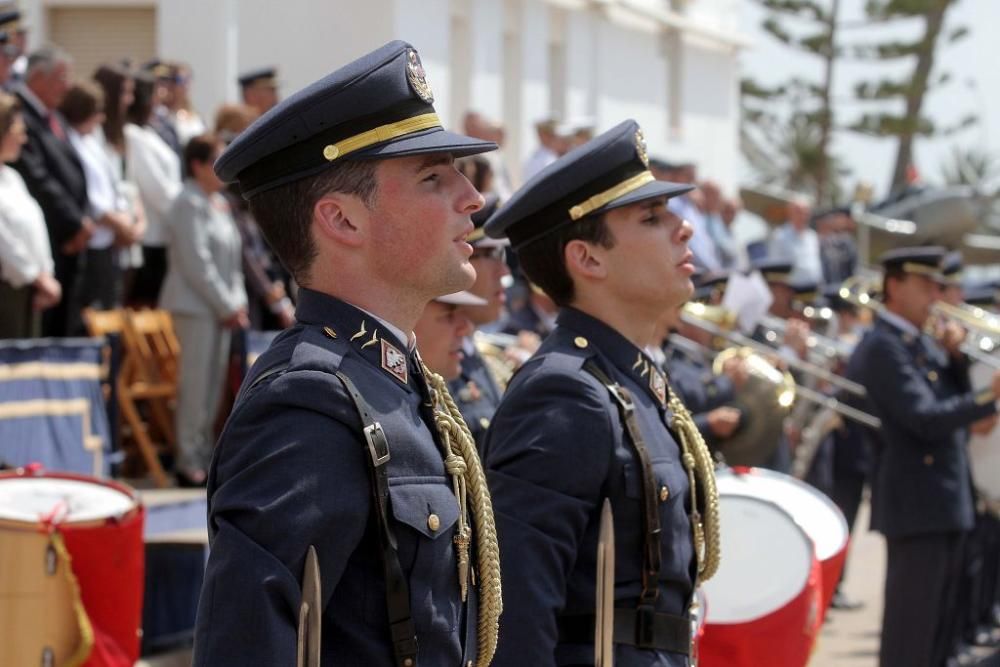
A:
[[483, 120, 693, 249], [216, 40, 497, 198]]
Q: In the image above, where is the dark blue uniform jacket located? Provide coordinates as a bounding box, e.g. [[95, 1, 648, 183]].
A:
[[193, 288, 476, 666], [484, 308, 695, 667]]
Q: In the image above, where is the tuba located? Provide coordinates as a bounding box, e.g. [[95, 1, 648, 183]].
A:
[[681, 303, 796, 467]]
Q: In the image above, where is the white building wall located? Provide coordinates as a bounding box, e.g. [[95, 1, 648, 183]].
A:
[[22, 0, 744, 191]]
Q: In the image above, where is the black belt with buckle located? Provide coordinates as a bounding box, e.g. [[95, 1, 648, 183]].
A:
[[556, 608, 691, 656]]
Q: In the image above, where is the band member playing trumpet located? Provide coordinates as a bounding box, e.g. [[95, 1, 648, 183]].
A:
[[482, 121, 720, 666], [846, 246, 1000, 667]]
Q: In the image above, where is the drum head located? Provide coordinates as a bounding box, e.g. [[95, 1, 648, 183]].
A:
[[702, 494, 813, 623], [717, 467, 849, 561], [0, 476, 135, 524], [969, 361, 1000, 506]]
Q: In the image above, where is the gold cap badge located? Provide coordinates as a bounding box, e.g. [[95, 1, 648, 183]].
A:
[[406, 49, 434, 104], [635, 128, 649, 169]]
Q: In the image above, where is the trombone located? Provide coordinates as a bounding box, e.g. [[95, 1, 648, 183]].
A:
[[681, 303, 869, 398], [666, 332, 880, 430]]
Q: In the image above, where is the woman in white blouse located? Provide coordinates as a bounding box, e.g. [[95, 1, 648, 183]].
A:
[[125, 72, 182, 306], [0, 92, 61, 338], [61, 81, 143, 310]]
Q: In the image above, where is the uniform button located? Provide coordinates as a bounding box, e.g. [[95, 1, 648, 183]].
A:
[[924, 454, 934, 466], [927, 370, 939, 382], [403, 660, 414, 667], [574, 336, 589, 349], [479, 417, 491, 430], [660, 485, 669, 501], [427, 514, 440, 531]]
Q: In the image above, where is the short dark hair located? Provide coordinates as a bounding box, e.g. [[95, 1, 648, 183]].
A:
[[183, 133, 222, 179], [59, 81, 104, 127], [247, 159, 378, 284], [516, 214, 616, 307], [126, 72, 156, 126], [93, 64, 131, 150], [0, 91, 20, 139]]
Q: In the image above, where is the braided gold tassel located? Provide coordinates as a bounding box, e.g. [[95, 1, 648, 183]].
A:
[[421, 361, 503, 666], [666, 383, 722, 582]]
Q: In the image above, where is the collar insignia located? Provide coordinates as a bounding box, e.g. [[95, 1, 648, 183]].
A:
[[350, 320, 368, 342], [635, 128, 649, 168], [406, 49, 434, 104], [361, 330, 379, 349], [649, 367, 667, 407], [381, 338, 408, 384], [632, 353, 644, 371]]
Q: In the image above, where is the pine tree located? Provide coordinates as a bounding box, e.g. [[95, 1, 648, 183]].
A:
[[847, 0, 974, 193], [741, 0, 844, 206]]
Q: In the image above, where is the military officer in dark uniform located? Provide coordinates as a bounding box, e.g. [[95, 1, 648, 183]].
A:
[[482, 120, 721, 666], [238, 66, 280, 115], [449, 194, 511, 451], [845, 246, 1000, 667], [193, 41, 503, 666]]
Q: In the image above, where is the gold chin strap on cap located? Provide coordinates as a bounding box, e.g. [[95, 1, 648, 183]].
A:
[[322, 112, 442, 162], [568, 170, 656, 221], [665, 383, 722, 583], [420, 360, 503, 667]]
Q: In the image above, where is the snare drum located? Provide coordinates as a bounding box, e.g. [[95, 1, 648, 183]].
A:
[[0, 470, 145, 667], [969, 360, 1000, 516], [699, 491, 822, 666]]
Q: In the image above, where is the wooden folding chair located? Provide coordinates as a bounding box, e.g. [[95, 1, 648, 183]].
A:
[[115, 309, 180, 488]]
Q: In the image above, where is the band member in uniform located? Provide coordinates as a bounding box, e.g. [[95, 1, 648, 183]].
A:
[[416, 291, 484, 381], [657, 275, 746, 453], [482, 120, 720, 666], [238, 67, 280, 115], [450, 194, 511, 450], [845, 246, 1000, 667], [193, 41, 502, 666]]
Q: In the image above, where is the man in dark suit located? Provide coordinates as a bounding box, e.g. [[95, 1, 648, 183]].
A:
[[12, 46, 92, 336], [846, 246, 1000, 667]]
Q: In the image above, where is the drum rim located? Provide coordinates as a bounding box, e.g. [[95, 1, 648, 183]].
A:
[[717, 466, 850, 557], [704, 492, 818, 624], [0, 470, 142, 527]]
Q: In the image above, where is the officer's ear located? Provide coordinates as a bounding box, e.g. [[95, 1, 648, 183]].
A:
[[564, 238, 607, 281], [313, 193, 367, 248]]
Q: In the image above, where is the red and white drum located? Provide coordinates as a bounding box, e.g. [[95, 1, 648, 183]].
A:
[[699, 485, 822, 667], [0, 469, 145, 667], [717, 466, 849, 620], [969, 359, 1000, 516]]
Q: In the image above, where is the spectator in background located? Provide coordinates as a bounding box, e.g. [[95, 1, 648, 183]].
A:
[[0, 91, 60, 337], [215, 103, 295, 330], [699, 180, 739, 268], [142, 59, 183, 156], [125, 71, 182, 306], [769, 198, 822, 284], [61, 82, 141, 310], [0, 31, 14, 90], [238, 67, 279, 115], [93, 63, 148, 291], [523, 117, 565, 181], [159, 133, 247, 487], [815, 207, 858, 286], [463, 111, 513, 200], [457, 154, 495, 195], [162, 62, 205, 147], [719, 195, 747, 268], [12, 46, 92, 336]]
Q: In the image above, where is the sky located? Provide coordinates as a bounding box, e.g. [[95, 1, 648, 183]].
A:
[[737, 0, 1000, 202]]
